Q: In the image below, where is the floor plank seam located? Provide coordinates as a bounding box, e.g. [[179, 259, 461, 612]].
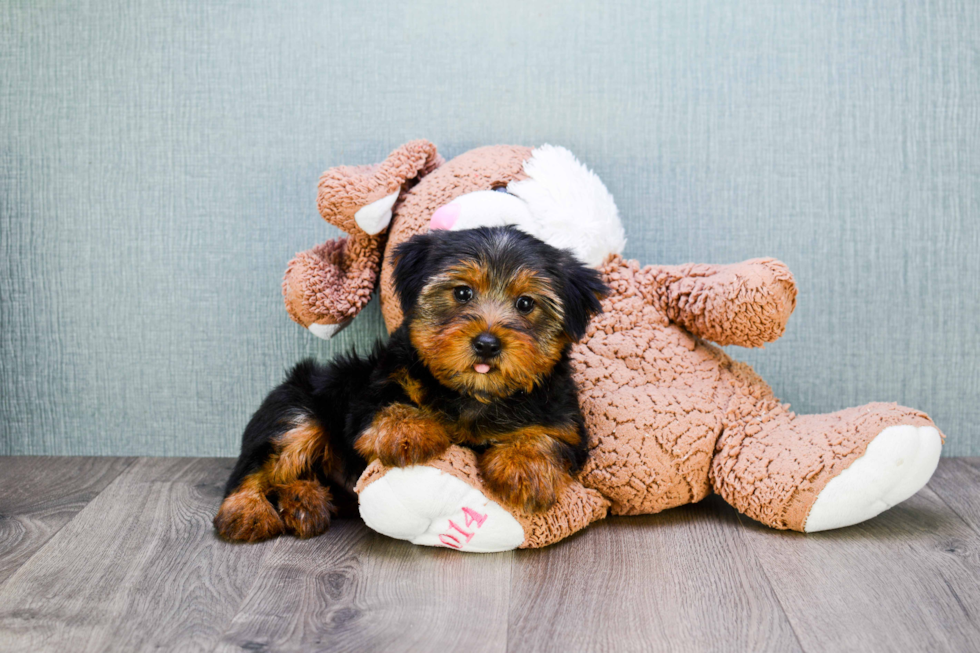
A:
[[731, 510, 809, 653], [205, 537, 283, 653], [925, 483, 980, 540], [500, 552, 513, 653], [0, 457, 140, 596]]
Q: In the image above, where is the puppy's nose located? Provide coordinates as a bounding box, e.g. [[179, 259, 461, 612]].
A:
[[471, 332, 502, 358]]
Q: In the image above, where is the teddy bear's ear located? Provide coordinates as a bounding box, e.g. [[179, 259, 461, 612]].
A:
[[317, 140, 442, 236]]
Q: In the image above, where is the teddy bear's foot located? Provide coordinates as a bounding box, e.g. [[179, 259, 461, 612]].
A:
[[358, 465, 526, 552], [355, 446, 610, 550], [804, 425, 942, 532]]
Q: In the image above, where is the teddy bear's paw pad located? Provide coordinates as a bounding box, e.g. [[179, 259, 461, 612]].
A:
[[354, 192, 399, 235], [307, 320, 351, 340], [358, 466, 524, 552], [804, 425, 942, 532]]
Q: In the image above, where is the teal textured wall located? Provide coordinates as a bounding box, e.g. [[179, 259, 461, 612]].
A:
[[1, 0, 978, 456]]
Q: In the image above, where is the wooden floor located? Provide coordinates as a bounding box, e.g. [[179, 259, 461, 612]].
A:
[[0, 458, 978, 652]]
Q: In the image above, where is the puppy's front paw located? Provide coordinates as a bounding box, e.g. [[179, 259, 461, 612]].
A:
[[480, 448, 569, 514], [214, 490, 285, 543], [356, 404, 451, 467], [275, 480, 336, 539], [374, 426, 452, 467]]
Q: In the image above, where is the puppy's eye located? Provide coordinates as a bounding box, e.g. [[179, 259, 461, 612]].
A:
[[453, 286, 473, 303], [516, 296, 535, 314]]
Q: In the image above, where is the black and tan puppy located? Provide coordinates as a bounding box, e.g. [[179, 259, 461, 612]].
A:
[[214, 226, 607, 542]]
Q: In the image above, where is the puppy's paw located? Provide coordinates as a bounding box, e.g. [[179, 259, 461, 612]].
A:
[[480, 448, 569, 514], [374, 426, 452, 467], [357, 404, 451, 467], [275, 480, 336, 539], [214, 490, 285, 543]]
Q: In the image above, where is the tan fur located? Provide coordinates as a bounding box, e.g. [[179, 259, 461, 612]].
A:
[[496, 423, 582, 448], [355, 403, 452, 467], [274, 480, 336, 539], [271, 420, 330, 484], [379, 145, 535, 327], [479, 429, 576, 513], [214, 418, 335, 542], [408, 260, 566, 399], [214, 472, 284, 543], [391, 368, 428, 405]]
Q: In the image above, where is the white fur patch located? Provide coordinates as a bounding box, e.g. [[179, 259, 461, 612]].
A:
[[355, 192, 399, 235], [508, 145, 625, 267], [444, 190, 535, 231], [308, 321, 350, 340], [433, 146, 625, 267], [804, 425, 942, 532]]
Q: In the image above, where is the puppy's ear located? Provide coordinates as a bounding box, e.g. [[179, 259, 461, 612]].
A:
[[557, 252, 608, 341], [391, 232, 436, 317]]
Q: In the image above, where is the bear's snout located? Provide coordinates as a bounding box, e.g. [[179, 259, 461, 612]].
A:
[[429, 203, 460, 231]]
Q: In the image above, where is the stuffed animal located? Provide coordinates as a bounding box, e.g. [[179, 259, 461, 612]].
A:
[[282, 140, 944, 552]]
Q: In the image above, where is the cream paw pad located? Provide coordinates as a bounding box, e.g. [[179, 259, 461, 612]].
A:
[[805, 425, 943, 532]]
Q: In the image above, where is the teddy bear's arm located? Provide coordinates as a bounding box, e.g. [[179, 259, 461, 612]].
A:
[[282, 231, 382, 338], [318, 139, 442, 236], [286, 140, 444, 339], [642, 258, 798, 348]]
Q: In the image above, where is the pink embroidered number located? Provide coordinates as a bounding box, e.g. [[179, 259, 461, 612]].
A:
[[438, 534, 462, 549], [437, 507, 488, 550], [462, 506, 488, 528]]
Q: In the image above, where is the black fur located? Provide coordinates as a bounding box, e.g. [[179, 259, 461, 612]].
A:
[[222, 227, 607, 505]]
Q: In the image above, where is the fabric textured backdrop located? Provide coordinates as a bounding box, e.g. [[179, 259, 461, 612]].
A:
[[1, 0, 978, 456]]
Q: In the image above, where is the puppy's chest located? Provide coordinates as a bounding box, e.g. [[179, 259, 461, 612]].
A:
[[392, 367, 533, 444], [434, 394, 528, 446]]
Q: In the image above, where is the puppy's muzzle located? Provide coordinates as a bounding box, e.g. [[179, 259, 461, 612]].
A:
[[471, 332, 502, 359]]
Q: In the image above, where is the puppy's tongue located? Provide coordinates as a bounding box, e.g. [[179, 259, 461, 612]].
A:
[[473, 363, 491, 374]]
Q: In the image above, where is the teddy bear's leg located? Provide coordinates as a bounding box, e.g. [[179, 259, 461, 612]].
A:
[[710, 362, 942, 532], [802, 420, 942, 531], [354, 446, 609, 551], [282, 231, 382, 338]]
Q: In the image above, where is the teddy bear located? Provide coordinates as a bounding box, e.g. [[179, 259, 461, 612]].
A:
[[281, 140, 944, 552]]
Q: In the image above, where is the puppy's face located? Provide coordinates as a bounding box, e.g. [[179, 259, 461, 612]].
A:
[[392, 227, 607, 400]]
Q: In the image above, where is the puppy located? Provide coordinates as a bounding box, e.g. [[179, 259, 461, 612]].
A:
[[214, 226, 608, 542]]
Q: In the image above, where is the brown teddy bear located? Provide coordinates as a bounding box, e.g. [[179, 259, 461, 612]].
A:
[[282, 140, 944, 551]]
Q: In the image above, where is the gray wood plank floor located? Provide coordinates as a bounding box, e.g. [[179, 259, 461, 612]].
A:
[[0, 457, 977, 653]]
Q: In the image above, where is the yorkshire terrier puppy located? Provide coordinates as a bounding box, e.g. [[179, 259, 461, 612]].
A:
[[214, 226, 608, 542]]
